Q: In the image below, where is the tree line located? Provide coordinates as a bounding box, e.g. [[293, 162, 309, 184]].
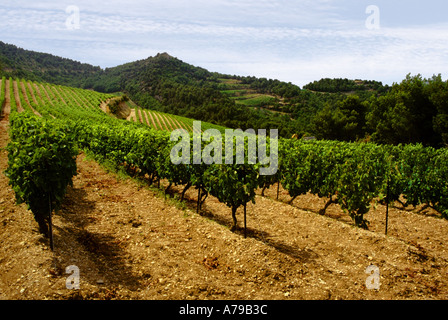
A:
[[311, 74, 448, 147], [303, 78, 387, 93]]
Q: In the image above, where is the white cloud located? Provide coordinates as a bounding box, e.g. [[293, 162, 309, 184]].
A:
[[1, 0, 448, 86]]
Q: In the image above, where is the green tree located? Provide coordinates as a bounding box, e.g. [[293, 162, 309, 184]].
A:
[[311, 104, 345, 140], [427, 74, 448, 146], [337, 95, 368, 141], [367, 74, 440, 146], [311, 96, 368, 141]]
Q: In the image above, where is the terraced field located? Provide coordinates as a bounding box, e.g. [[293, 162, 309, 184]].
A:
[[218, 78, 279, 109]]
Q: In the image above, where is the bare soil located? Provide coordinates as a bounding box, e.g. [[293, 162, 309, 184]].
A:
[[0, 108, 448, 300]]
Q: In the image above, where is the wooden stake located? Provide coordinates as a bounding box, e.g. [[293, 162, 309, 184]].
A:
[[244, 203, 247, 238], [276, 180, 280, 200], [49, 194, 54, 251], [385, 178, 390, 235], [197, 187, 201, 214]]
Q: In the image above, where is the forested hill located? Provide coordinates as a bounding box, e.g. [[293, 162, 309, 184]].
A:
[[1, 41, 447, 147], [0, 41, 101, 86], [83, 53, 319, 134], [81, 52, 244, 128]]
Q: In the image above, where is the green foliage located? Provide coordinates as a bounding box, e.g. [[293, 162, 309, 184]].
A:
[[0, 41, 101, 87], [239, 76, 301, 98], [387, 144, 448, 218], [303, 78, 386, 93], [5, 112, 78, 236], [311, 96, 368, 141], [427, 75, 448, 146], [204, 163, 259, 230], [279, 137, 448, 228], [366, 74, 443, 147], [234, 95, 278, 107]]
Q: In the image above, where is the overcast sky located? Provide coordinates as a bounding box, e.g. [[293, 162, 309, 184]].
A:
[[1, 0, 448, 86]]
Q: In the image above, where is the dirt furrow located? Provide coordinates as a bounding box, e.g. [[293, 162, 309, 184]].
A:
[[146, 110, 158, 128], [2, 79, 11, 116], [12, 81, 24, 112]]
